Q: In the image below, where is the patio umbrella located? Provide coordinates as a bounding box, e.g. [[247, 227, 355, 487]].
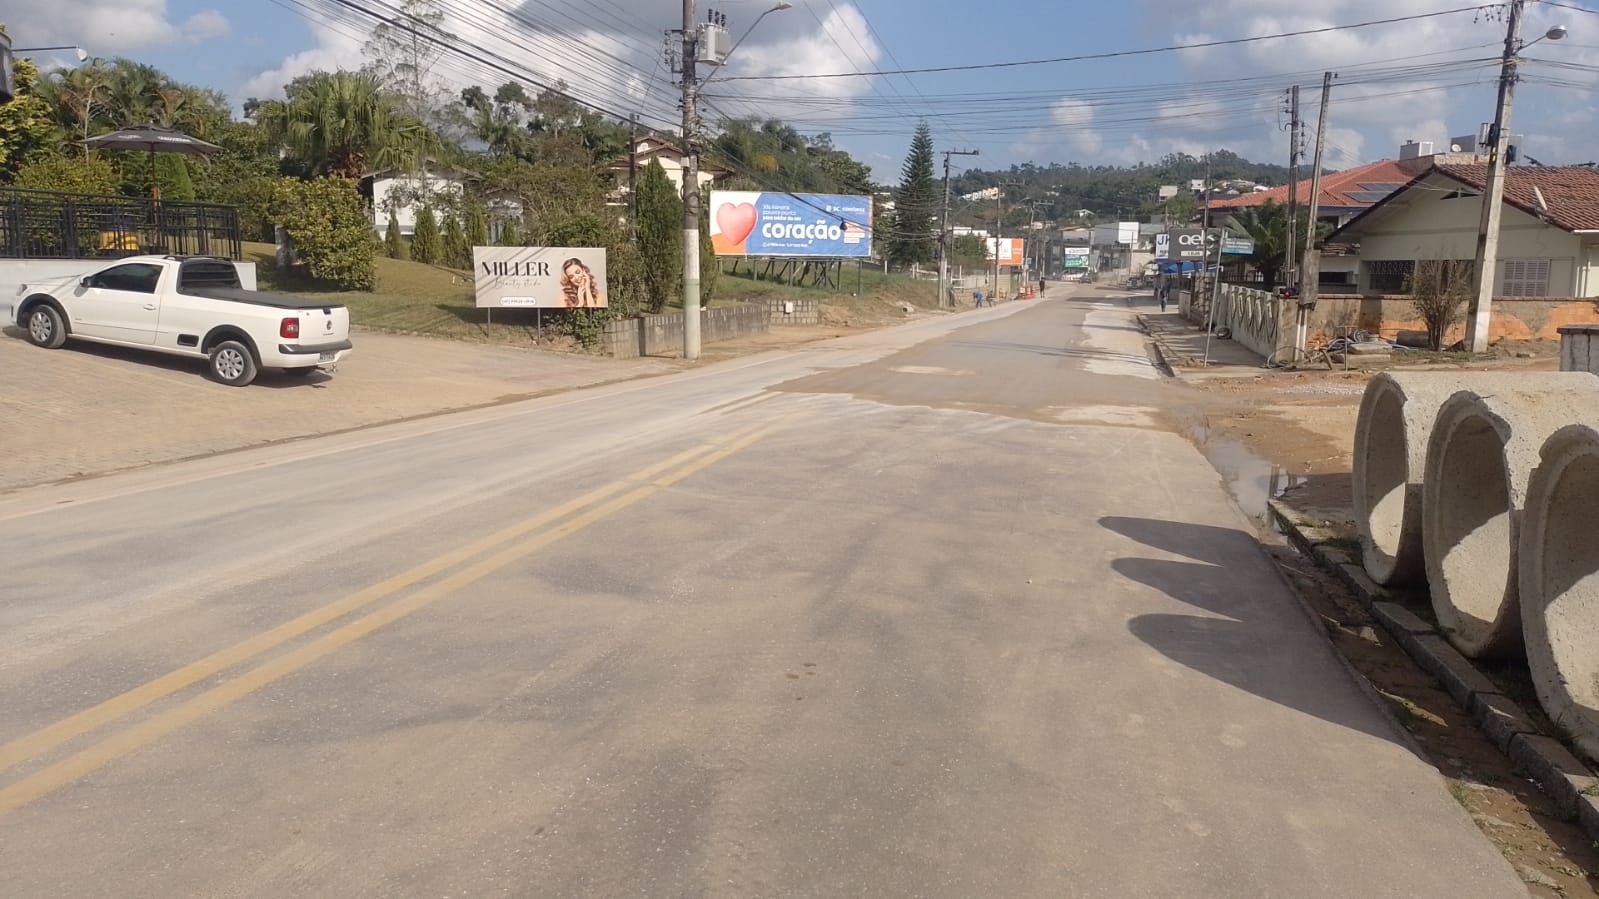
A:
[[81, 124, 222, 199]]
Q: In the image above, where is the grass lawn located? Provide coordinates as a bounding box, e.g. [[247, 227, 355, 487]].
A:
[[245, 242, 943, 344]]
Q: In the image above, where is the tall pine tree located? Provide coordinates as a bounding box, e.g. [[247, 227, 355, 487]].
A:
[[466, 206, 489, 251], [635, 160, 682, 313], [384, 208, 408, 260], [889, 122, 936, 268], [411, 206, 441, 264], [442, 214, 468, 269]]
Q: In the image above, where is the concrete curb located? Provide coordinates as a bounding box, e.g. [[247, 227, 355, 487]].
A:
[[1267, 497, 1599, 833], [1134, 314, 1189, 372]]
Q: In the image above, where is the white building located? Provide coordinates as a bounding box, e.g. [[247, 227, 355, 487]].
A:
[[363, 163, 470, 238], [1328, 164, 1599, 297], [607, 136, 727, 199]]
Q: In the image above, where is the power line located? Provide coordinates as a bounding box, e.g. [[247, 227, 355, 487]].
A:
[[716, 4, 1500, 80], [287, 0, 681, 131]]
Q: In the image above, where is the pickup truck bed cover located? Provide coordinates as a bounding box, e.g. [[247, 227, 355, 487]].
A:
[[182, 286, 344, 310]]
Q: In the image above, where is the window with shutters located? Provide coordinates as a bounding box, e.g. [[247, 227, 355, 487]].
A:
[[1501, 258, 1551, 297]]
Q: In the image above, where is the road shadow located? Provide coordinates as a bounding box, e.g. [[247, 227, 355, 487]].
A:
[[1101, 514, 1422, 754], [2, 327, 332, 389]]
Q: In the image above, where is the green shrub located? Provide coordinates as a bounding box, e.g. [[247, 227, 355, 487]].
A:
[[466, 206, 489, 252], [442, 213, 468, 269], [14, 155, 120, 195], [562, 308, 609, 349], [384, 208, 407, 260], [411, 206, 440, 264], [269, 176, 377, 290], [635, 160, 681, 313], [497, 217, 522, 247], [698, 186, 717, 303]]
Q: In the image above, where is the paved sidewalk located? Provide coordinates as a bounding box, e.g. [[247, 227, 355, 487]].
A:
[[1138, 309, 1267, 376], [0, 330, 674, 492]]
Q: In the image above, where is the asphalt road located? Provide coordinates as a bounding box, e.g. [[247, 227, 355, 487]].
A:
[[0, 290, 1527, 897]]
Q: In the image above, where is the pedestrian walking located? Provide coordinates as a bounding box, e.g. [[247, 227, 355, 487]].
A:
[[973, 288, 985, 308], [1159, 282, 1169, 313], [1038, 277, 1046, 297]]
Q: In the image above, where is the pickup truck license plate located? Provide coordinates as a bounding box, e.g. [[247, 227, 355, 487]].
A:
[[318, 352, 336, 363]]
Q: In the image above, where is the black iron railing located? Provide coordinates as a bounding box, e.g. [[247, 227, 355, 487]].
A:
[[0, 188, 242, 261]]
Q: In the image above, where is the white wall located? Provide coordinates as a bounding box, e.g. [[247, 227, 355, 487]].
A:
[[1353, 173, 1587, 295], [627, 155, 717, 195], [373, 173, 464, 237]]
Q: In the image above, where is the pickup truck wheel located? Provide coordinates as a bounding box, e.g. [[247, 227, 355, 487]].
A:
[[25, 305, 68, 349], [208, 340, 258, 387]]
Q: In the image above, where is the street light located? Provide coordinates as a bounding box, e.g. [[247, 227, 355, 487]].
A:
[[1528, 24, 1568, 48], [15, 46, 90, 62], [1465, 0, 1568, 352]]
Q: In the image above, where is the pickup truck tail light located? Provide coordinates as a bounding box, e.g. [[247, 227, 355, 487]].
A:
[[279, 317, 300, 338]]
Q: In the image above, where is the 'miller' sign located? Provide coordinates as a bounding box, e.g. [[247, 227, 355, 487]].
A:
[[472, 246, 609, 309]]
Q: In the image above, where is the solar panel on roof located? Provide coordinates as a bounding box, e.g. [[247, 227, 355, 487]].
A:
[[1358, 182, 1406, 191], [1346, 190, 1401, 203]]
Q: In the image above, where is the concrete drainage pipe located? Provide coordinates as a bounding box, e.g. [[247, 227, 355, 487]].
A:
[[1356, 373, 1525, 586], [1421, 379, 1599, 659], [1521, 423, 1599, 762]]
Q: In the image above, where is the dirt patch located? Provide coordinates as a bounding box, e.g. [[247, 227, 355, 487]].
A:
[[1269, 542, 1599, 897]]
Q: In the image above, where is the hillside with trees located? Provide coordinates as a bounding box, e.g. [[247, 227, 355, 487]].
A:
[[951, 150, 1293, 228]]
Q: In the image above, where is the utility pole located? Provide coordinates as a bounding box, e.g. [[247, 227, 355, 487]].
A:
[[994, 188, 1003, 299], [1299, 71, 1335, 353], [938, 148, 978, 309], [679, 0, 702, 360], [1285, 86, 1301, 289], [1467, 0, 1524, 353], [628, 113, 639, 235], [992, 182, 1017, 299]]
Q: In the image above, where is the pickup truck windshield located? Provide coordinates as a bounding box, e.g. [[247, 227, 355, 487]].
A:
[[177, 260, 243, 293]]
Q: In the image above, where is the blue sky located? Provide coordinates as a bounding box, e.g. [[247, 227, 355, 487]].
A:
[[7, 0, 1599, 178]]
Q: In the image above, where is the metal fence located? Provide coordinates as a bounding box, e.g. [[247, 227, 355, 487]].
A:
[[0, 188, 242, 261]]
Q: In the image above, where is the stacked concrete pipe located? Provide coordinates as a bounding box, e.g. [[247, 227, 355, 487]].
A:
[[1355, 373, 1510, 586], [1354, 372, 1599, 587], [1421, 376, 1599, 659], [1520, 423, 1599, 762]]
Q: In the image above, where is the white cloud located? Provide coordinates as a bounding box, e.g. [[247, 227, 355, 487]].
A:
[[237, 0, 881, 134], [1117, 0, 1591, 167], [239, 29, 365, 100], [0, 0, 229, 52], [707, 4, 883, 120], [182, 10, 230, 42]]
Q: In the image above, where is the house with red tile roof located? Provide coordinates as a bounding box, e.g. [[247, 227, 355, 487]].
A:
[[1326, 164, 1599, 299], [1207, 158, 1420, 228]]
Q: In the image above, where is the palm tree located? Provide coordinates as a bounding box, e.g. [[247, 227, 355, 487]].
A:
[[104, 59, 165, 126], [1228, 200, 1294, 290], [252, 70, 433, 179], [36, 62, 114, 145]]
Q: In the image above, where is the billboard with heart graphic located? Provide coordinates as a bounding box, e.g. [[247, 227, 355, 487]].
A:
[[709, 191, 873, 257]]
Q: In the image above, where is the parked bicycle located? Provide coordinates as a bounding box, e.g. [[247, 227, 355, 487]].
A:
[[1265, 330, 1375, 370]]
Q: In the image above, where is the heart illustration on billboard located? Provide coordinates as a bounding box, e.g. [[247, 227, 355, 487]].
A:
[[716, 202, 758, 245]]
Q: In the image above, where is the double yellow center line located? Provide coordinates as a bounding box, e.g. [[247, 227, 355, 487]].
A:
[[0, 418, 789, 815]]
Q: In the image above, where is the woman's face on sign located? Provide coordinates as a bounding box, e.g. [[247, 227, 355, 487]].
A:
[[565, 263, 589, 288]]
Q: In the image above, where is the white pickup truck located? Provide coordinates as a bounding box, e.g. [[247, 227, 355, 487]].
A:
[[8, 255, 352, 386]]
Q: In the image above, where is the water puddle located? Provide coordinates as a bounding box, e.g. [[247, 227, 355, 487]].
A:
[[1183, 420, 1305, 529]]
